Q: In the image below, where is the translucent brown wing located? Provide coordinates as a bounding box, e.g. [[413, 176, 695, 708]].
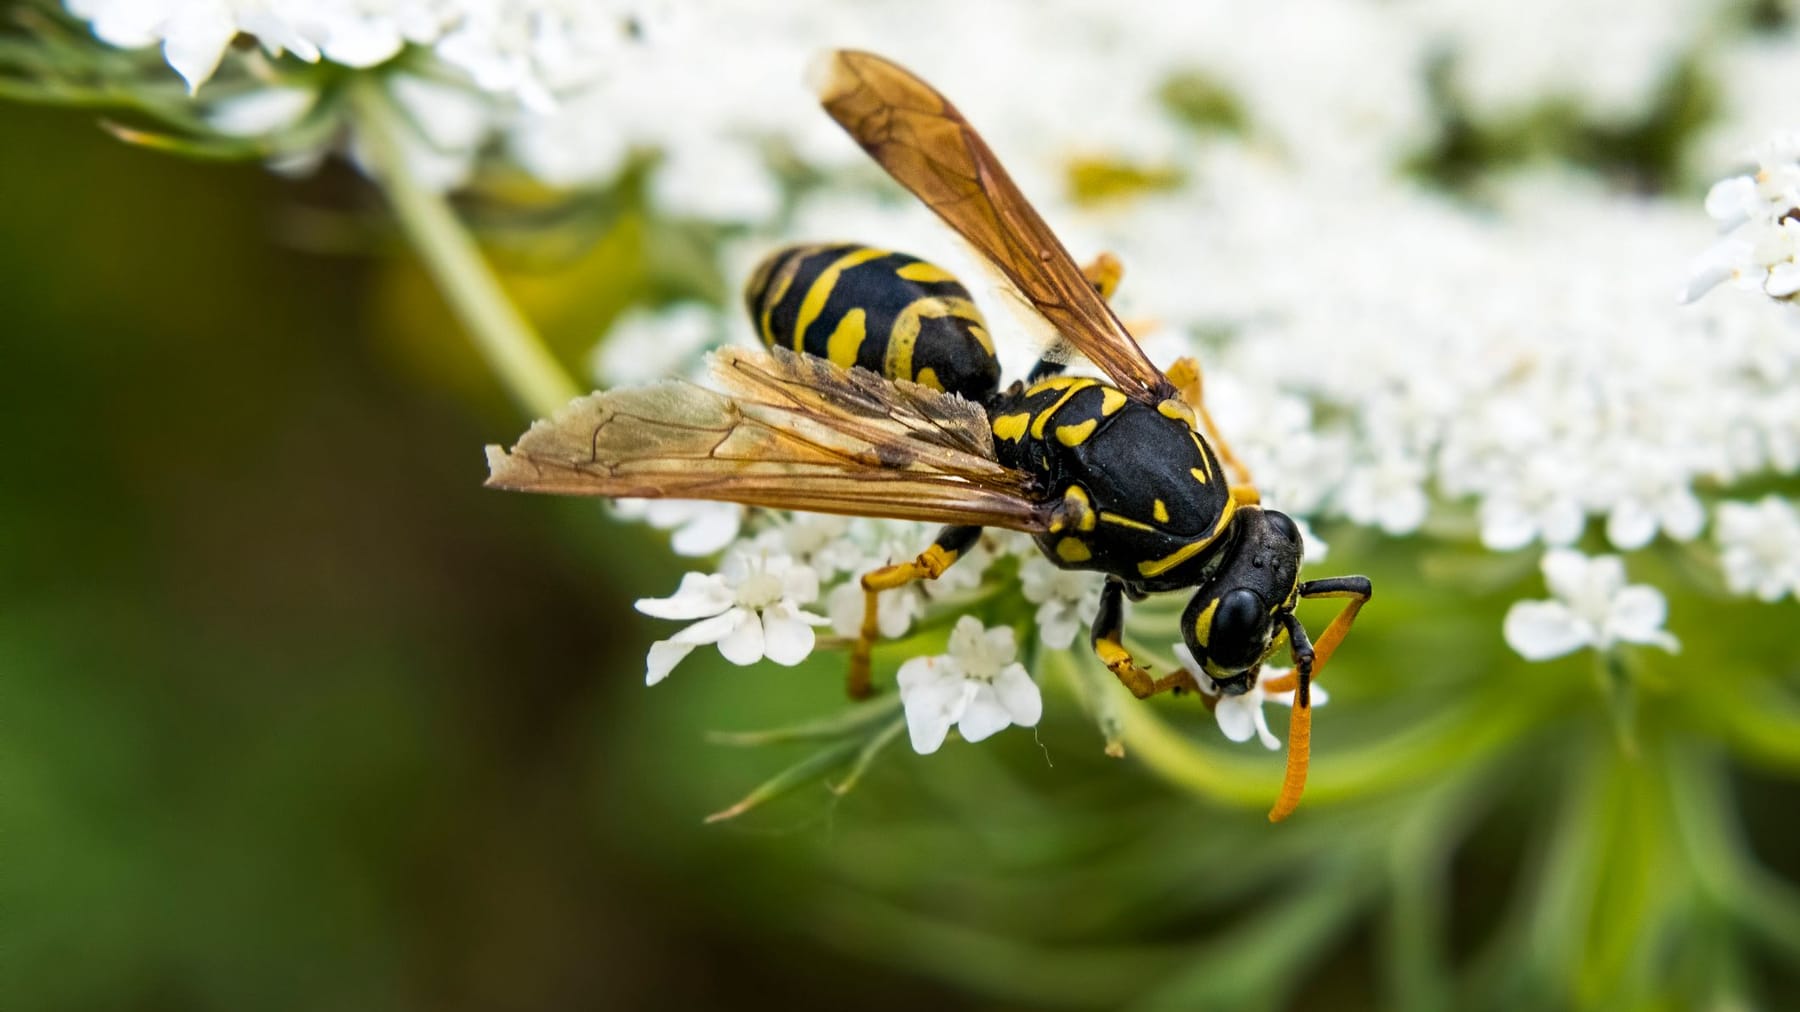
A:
[[813, 48, 1175, 403], [484, 347, 1053, 532]]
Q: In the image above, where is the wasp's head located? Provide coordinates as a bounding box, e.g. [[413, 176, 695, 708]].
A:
[[1179, 509, 1304, 690]]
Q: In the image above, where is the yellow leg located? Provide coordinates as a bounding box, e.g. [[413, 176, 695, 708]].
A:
[[1266, 577, 1372, 823], [1081, 251, 1124, 300], [1096, 634, 1202, 698], [1091, 577, 1199, 699], [1167, 355, 1256, 490], [848, 541, 965, 698]]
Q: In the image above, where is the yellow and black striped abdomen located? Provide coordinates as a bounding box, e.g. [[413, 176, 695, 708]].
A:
[[744, 243, 1001, 403]]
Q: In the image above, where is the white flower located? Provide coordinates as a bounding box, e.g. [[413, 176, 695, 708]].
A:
[[1714, 497, 1800, 603], [204, 86, 317, 136], [1292, 516, 1329, 565], [613, 499, 743, 557], [67, 0, 415, 91], [1503, 549, 1680, 661], [634, 549, 827, 684], [752, 513, 861, 578], [1173, 645, 1326, 751], [1018, 555, 1101, 649], [896, 617, 1042, 754], [588, 303, 722, 387], [1337, 451, 1429, 536]]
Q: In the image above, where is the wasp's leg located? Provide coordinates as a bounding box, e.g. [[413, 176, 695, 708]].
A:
[[1083, 251, 1123, 300], [1029, 253, 1129, 382], [848, 524, 982, 699], [1265, 575, 1373, 823], [1091, 578, 1202, 699], [1165, 356, 1257, 494]]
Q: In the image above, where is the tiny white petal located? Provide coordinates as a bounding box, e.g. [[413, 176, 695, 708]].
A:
[[991, 663, 1044, 727], [715, 609, 765, 666], [897, 656, 968, 754], [1213, 697, 1261, 744], [635, 572, 733, 620], [759, 605, 818, 666], [206, 87, 316, 137], [162, 14, 236, 92], [645, 640, 695, 685], [1605, 500, 1657, 551], [1608, 586, 1679, 653], [1768, 262, 1800, 298], [955, 684, 1014, 743], [1503, 601, 1590, 661], [1540, 549, 1594, 602]]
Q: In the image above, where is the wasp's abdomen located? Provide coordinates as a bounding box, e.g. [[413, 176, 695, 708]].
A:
[[744, 243, 1001, 403]]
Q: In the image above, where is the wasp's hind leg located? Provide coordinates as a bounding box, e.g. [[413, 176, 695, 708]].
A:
[[1028, 253, 1129, 382], [848, 524, 982, 699], [1165, 356, 1258, 503], [1264, 575, 1373, 823], [1091, 578, 1201, 698]]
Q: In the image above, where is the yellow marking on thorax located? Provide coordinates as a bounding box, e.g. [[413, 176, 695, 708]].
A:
[[1153, 499, 1170, 523], [825, 308, 867, 368], [1190, 467, 1209, 484], [1190, 597, 1220, 647], [1099, 387, 1129, 416], [1055, 418, 1098, 446], [1189, 433, 1213, 481], [1030, 379, 1098, 440], [794, 247, 889, 351], [1056, 537, 1092, 563], [1137, 496, 1240, 579], [1050, 485, 1095, 533], [895, 260, 958, 283], [1099, 511, 1156, 532], [1158, 398, 1197, 427], [1024, 374, 1090, 395], [915, 367, 943, 391], [993, 412, 1031, 442]]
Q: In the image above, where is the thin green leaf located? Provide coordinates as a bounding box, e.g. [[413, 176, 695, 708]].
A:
[[828, 717, 905, 796], [703, 736, 862, 824], [706, 693, 901, 746]]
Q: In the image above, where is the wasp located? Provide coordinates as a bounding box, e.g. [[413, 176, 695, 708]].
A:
[[486, 50, 1371, 820]]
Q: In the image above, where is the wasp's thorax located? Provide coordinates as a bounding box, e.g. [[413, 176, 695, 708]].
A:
[[1179, 508, 1304, 690]]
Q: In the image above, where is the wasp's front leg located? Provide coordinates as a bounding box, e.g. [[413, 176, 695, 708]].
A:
[[848, 524, 982, 698], [1265, 575, 1372, 823], [1091, 578, 1201, 699]]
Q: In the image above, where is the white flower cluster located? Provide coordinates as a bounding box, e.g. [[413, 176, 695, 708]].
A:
[[1688, 133, 1800, 303], [568, 1, 1800, 728]]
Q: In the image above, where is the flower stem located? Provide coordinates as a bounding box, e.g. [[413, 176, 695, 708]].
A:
[[347, 77, 578, 418]]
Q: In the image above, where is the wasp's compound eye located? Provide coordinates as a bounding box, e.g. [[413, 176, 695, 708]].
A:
[[1263, 510, 1299, 543], [1211, 588, 1266, 661]]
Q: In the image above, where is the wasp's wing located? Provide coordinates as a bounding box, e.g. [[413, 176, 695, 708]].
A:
[[813, 48, 1175, 403], [485, 347, 1052, 532]]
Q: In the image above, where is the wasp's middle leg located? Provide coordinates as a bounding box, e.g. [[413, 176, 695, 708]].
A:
[[1165, 355, 1256, 498], [1091, 578, 1201, 698], [848, 524, 981, 699]]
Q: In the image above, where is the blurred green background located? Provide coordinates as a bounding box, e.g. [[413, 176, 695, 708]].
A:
[[0, 99, 989, 1010], [7, 74, 1800, 1010]]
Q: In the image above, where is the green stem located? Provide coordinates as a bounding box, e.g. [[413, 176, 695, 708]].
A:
[[1117, 676, 1553, 810], [347, 77, 578, 417]]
